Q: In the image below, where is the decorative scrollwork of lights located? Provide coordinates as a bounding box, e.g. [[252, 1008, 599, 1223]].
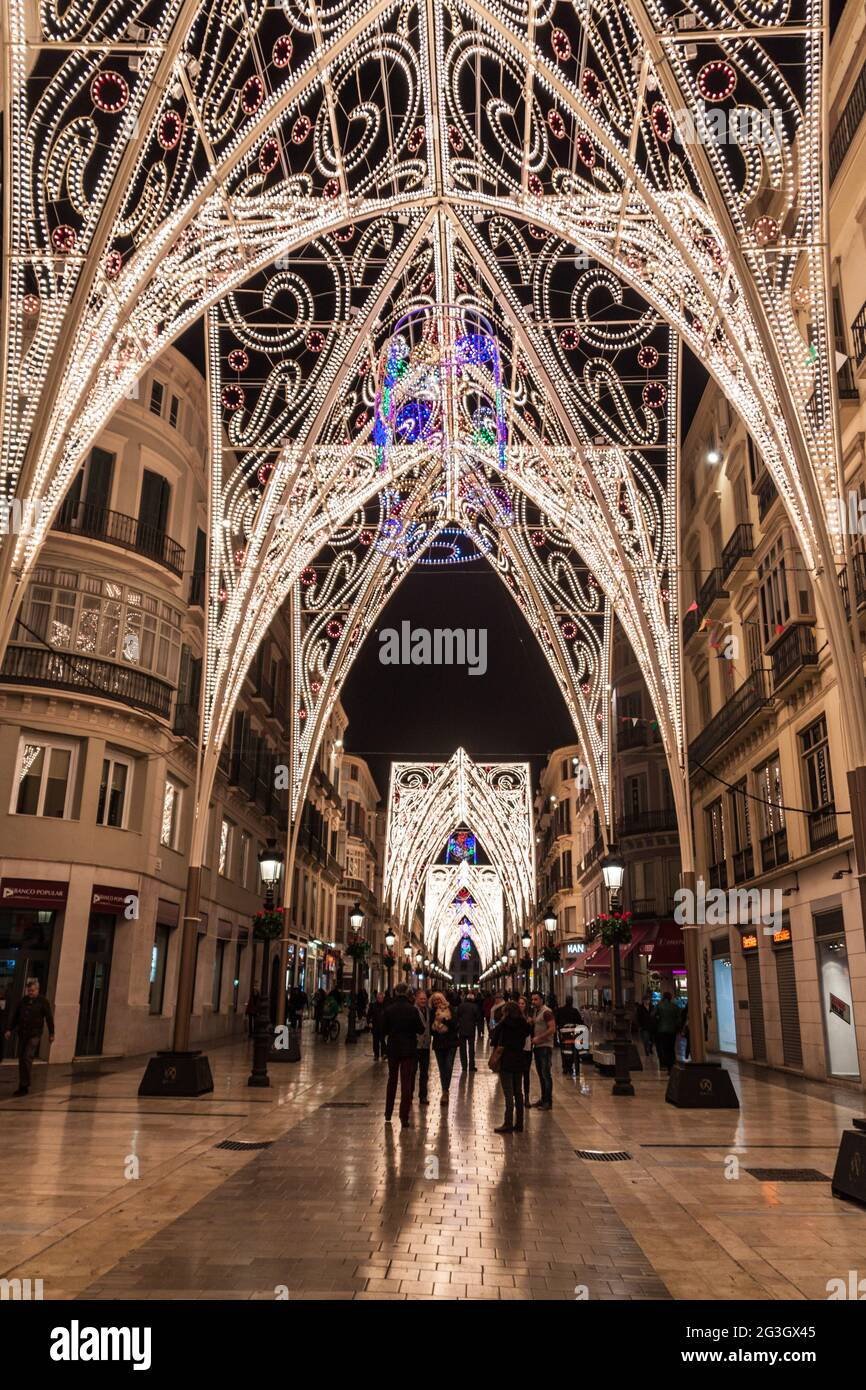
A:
[[384, 750, 535, 933], [4, 0, 864, 861], [423, 863, 504, 971]]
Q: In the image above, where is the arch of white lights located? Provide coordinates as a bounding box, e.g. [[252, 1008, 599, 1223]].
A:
[[383, 749, 535, 934], [2, 0, 862, 1060], [423, 863, 505, 973]]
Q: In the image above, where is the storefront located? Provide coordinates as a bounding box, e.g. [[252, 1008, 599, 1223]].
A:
[[149, 899, 179, 1016], [646, 920, 686, 1005], [76, 884, 137, 1056], [740, 929, 767, 1062], [0, 878, 67, 1053], [771, 919, 803, 1070], [814, 907, 859, 1079], [710, 935, 737, 1055], [561, 939, 587, 1004]]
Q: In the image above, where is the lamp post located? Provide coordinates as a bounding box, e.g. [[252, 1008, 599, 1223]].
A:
[[403, 944, 412, 983], [248, 839, 284, 1088], [601, 850, 634, 1097], [544, 908, 557, 999], [383, 928, 396, 994], [508, 943, 517, 994], [521, 928, 532, 996], [345, 901, 364, 1044]]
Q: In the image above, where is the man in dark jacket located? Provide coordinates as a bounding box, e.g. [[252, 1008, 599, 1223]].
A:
[[382, 983, 424, 1127], [555, 1000, 583, 1075], [368, 992, 387, 1060], [5, 978, 54, 1096], [457, 990, 479, 1072]]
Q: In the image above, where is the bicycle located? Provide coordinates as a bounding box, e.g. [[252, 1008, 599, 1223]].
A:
[[320, 1015, 341, 1042]]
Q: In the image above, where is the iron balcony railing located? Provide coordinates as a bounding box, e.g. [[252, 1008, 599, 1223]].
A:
[[808, 805, 839, 853], [0, 643, 172, 718], [830, 56, 866, 181], [699, 567, 729, 611], [721, 523, 754, 583], [53, 498, 185, 577], [682, 606, 701, 645], [853, 299, 866, 367], [688, 667, 771, 769], [173, 700, 200, 741], [770, 624, 818, 692], [616, 809, 678, 837]]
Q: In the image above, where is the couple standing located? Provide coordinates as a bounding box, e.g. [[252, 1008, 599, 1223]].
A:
[[382, 984, 457, 1127]]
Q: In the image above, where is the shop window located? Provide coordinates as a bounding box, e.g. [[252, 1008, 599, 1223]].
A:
[[149, 924, 170, 1014], [97, 752, 132, 829], [160, 776, 183, 850], [11, 737, 77, 819]]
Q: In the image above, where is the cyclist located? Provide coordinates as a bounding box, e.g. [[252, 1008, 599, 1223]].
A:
[[321, 987, 342, 1037]]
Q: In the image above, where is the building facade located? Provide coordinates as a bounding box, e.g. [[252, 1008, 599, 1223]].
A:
[[677, 4, 866, 1086]]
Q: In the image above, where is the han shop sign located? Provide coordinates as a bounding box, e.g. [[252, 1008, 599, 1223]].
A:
[[1, 878, 68, 909]]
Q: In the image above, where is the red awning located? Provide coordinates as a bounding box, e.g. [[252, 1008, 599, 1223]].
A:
[[622, 922, 656, 959], [583, 942, 611, 973], [648, 919, 685, 969]]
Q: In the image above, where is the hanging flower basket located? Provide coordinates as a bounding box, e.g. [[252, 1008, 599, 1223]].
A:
[[346, 937, 371, 963], [253, 907, 284, 941], [382, 952, 397, 969], [542, 944, 561, 964], [599, 911, 632, 947]]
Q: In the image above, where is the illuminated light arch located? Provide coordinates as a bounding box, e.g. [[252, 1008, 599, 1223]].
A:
[[383, 750, 535, 933], [423, 864, 505, 972]]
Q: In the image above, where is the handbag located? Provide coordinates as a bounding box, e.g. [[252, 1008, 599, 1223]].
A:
[[488, 1045, 504, 1072]]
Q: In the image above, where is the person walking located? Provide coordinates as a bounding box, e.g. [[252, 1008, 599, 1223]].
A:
[[555, 998, 583, 1076], [636, 995, 655, 1057], [369, 991, 387, 1059], [429, 991, 458, 1106], [530, 990, 555, 1109], [653, 991, 680, 1072], [516, 994, 534, 1107], [457, 990, 478, 1073], [288, 985, 305, 1031], [382, 983, 423, 1128], [5, 977, 54, 1097], [245, 988, 259, 1038], [356, 984, 369, 1030], [415, 989, 431, 1103], [491, 999, 533, 1133]]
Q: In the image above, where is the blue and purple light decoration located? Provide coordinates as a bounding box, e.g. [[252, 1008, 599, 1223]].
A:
[[447, 830, 477, 864], [372, 304, 508, 474], [459, 935, 473, 962]]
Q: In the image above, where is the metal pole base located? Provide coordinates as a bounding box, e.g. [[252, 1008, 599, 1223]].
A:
[[665, 1061, 739, 1108], [139, 1050, 213, 1097], [247, 996, 272, 1088]]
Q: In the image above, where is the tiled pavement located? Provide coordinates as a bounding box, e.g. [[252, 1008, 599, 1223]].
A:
[[78, 1050, 670, 1301], [3, 1025, 866, 1301]]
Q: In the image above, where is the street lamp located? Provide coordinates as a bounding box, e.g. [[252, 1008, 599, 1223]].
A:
[[345, 901, 364, 1045], [384, 927, 396, 993], [508, 943, 517, 993], [520, 928, 532, 995], [601, 849, 633, 1097], [248, 838, 284, 1088], [403, 944, 412, 982], [543, 909, 557, 999]]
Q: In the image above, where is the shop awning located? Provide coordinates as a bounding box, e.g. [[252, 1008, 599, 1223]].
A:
[[583, 942, 610, 973], [622, 923, 656, 959], [648, 919, 685, 969]]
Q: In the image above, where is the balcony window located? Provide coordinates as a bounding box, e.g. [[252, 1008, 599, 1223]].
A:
[[97, 752, 132, 829], [219, 817, 234, 877], [800, 715, 837, 852], [705, 797, 727, 883], [16, 570, 181, 684], [149, 380, 164, 416], [11, 736, 77, 819], [758, 536, 790, 646]]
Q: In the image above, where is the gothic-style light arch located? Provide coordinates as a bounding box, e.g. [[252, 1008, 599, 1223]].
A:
[[423, 864, 504, 972]]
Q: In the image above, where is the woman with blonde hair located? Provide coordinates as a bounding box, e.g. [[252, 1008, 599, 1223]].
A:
[[429, 991, 459, 1105]]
